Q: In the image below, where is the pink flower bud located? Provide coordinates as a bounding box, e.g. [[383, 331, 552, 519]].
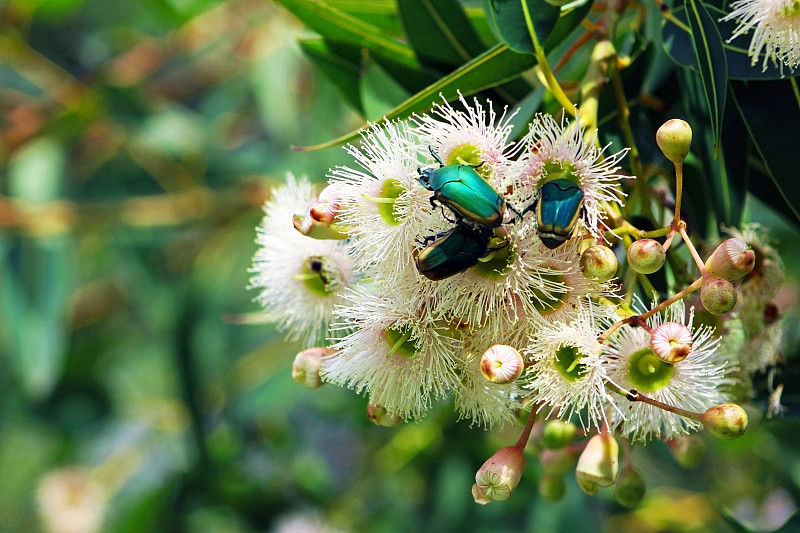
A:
[[651, 322, 693, 363]]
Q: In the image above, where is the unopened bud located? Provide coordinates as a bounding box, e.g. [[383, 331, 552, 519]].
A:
[[580, 245, 618, 282], [656, 119, 693, 164], [702, 403, 748, 440], [627, 239, 666, 274], [366, 403, 403, 427], [473, 446, 526, 503], [576, 434, 619, 494], [539, 473, 565, 501], [308, 184, 342, 224], [700, 276, 737, 314], [667, 434, 707, 468], [614, 466, 646, 507], [651, 322, 693, 363], [539, 447, 579, 476], [292, 347, 337, 389], [480, 344, 524, 384], [705, 238, 756, 281], [541, 420, 579, 450]]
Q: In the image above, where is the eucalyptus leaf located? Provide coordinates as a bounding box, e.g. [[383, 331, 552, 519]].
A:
[[662, 4, 796, 80], [685, 0, 727, 153], [294, 43, 536, 150], [299, 38, 364, 113], [483, 0, 561, 54], [397, 0, 487, 70], [731, 79, 800, 225]]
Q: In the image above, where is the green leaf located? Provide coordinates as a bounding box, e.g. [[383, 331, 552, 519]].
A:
[[543, 0, 594, 52], [299, 38, 364, 113], [482, 0, 561, 54], [685, 0, 727, 153], [274, 0, 437, 93], [731, 79, 800, 225], [0, 235, 74, 399], [360, 57, 412, 120], [662, 4, 795, 80], [397, 0, 488, 70], [294, 43, 536, 150]]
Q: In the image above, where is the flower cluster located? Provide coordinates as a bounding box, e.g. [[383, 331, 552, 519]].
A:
[[250, 98, 787, 504]]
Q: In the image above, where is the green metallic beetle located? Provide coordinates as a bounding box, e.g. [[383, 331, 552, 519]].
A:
[[414, 224, 494, 281], [529, 178, 585, 249], [417, 147, 506, 228]]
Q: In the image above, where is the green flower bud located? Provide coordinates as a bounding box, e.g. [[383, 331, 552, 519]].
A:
[[656, 119, 693, 164], [366, 403, 403, 427], [627, 239, 666, 274], [700, 276, 737, 315], [614, 466, 646, 507], [292, 347, 336, 389], [702, 403, 748, 440], [539, 473, 566, 501], [539, 448, 579, 476], [541, 420, 579, 450], [705, 238, 756, 281], [474, 446, 527, 503], [576, 434, 619, 494], [580, 245, 618, 282], [667, 435, 707, 468]]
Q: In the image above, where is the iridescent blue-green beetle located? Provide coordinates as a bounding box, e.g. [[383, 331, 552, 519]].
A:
[[529, 178, 585, 249], [417, 147, 506, 228], [414, 224, 494, 281]]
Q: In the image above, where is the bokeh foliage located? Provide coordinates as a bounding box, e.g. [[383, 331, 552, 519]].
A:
[[1, 0, 800, 532]]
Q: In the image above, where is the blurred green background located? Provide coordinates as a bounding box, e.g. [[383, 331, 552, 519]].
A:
[[2, 1, 800, 532]]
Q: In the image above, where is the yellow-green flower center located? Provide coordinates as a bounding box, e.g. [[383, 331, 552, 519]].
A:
[[473, 234, 514, 279], [530, 273, 569, 315], [295, 256, 338, 297], [781, 0, 800, 17], [542, 160, 580, 186], [627, 347, 674, 392], [384, 325, 419, 358], [554, 344, 586, 382], [447, 143, 492, 180]]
